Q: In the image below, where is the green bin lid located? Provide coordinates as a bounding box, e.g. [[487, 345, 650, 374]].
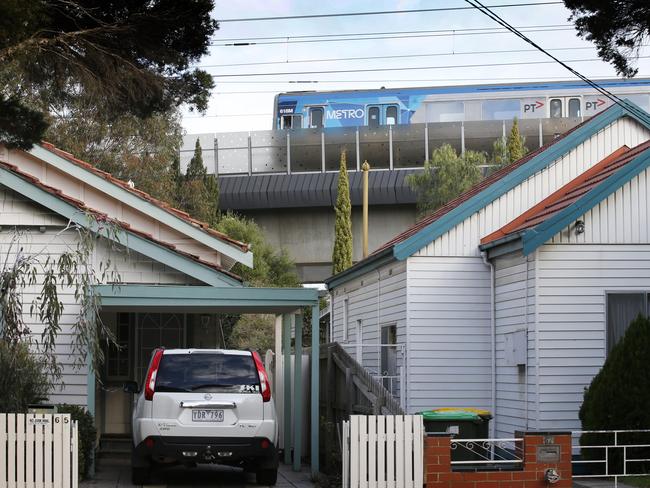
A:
[[419, 408, 491, 421]]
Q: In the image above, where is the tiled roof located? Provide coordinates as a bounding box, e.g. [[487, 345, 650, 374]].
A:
[[40, 142, 250, 253], [0, 160, 243, 282], [481, 140, 650, 244], [369, 114, 599, 257]]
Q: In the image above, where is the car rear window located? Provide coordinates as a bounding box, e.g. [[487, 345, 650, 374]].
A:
[[155, 353, 259, 392]]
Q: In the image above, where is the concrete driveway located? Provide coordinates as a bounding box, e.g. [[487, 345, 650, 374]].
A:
[[81, 463, 316, 488]]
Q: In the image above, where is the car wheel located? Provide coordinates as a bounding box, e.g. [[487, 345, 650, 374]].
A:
[[131, 466, 151, 485], [256, 468, 278, 486]]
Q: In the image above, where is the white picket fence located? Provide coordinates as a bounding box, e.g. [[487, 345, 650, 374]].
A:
[[0, 413, 79, 488], [343, 415, 424, 488]]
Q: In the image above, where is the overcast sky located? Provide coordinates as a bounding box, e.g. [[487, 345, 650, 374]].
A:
[[181, 0, 650, 135]]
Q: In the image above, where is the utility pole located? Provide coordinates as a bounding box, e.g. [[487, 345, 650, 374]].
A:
[[362, 160, 370, 258]]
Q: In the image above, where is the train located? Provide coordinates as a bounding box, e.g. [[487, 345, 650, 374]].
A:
[[273, 79, 650, 130]]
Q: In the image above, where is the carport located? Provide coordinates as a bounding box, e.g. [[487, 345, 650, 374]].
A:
[[94, 284, 321, 478]]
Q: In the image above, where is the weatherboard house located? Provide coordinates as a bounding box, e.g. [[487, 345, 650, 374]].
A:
[[0, 143, 320, 473], [326, 100, 650, 437]]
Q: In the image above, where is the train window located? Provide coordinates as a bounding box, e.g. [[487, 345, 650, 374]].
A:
[[281, 115, 302, 129], [568, 98, 581, 118], [426, 101, 464, 122], [625, 94, 650, 111], [310, 107, 324, 128], [550, 99, 563, 118], [368, 106, 380, 127], [482, 99, 521, 120], [386, 106, 398, 125]]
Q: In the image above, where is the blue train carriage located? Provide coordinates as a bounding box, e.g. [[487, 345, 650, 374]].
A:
[[274, 79, 650, 130]]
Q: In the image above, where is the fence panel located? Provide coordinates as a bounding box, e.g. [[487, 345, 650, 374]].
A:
[[0, 413, 79, 488], [343, 415, 424, 488]]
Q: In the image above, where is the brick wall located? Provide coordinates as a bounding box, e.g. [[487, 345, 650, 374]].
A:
[[424, 432, 572, 488]]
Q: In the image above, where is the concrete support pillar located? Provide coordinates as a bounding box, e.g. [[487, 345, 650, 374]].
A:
[[287, 132, 292, 175], [461, 122, 466, 155], [388, 126, 394, 170], [321, 131, 326, 173], [355, 128, 361, 171], [539, 118, 544, 148], [424, 123, 429, 162]]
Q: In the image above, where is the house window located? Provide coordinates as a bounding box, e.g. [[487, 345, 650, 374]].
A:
[[106, 313, 131, 380], [342, 298, 349, 342], [606, 293, 648, 354], [356, 319, 363, 362]]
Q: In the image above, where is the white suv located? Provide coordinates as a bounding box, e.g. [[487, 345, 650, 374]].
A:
[[125, 348, 279, 485]]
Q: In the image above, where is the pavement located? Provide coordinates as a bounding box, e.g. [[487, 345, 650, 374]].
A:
[[81, 462, 317, 488], [573, 479, 637, 488]]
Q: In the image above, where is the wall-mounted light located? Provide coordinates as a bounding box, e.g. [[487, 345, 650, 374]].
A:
[[575, 220, 585, 235]]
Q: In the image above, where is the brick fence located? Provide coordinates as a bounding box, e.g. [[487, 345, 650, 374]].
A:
[[424, 431, 572, 488]]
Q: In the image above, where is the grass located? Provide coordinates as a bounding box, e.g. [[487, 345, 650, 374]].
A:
[[625, 476, 650, 488]]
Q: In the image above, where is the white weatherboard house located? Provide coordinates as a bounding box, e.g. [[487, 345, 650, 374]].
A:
[[0, 143, 321, 474], [325, 101, 650, 438]]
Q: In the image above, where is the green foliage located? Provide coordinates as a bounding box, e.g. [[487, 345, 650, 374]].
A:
[[332, 151, 353, 275], [46, 106, 183, 203], [564, 0, 649, 77], [177, 139, 220, 226], [489, 118, 528, 172], [407, 144, 484, 217], [57, 404, 96, 480], [216, 213, 300, 288], [0, 0, 218, 149], [0, 340, 51, 413], [229, 314, 276, 352], [579, 315, 650, 474]]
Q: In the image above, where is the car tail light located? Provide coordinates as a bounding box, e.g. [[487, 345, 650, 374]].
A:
[[144, 348, 164, 401], [252, 351, 271, 402]]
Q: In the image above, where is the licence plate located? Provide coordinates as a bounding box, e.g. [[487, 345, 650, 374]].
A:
[[192, 409, 224, 422]]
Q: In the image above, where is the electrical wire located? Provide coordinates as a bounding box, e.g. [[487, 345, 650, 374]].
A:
[[464, 0, 649, 121], [211, 76, 650, 84], [210, 24, 569, 44], [209, 56, 650, 78], [210, 26, 572, 47], [217, 2, 563, 23], [200, 45, 619, 69]]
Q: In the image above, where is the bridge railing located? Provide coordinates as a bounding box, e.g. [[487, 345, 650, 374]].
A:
[[181, 117, 583, 176]]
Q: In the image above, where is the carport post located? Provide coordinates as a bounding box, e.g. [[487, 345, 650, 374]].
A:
[[282, 313, 292, 465], [310, 304, 320, 477], [293, 313, 304, 472]]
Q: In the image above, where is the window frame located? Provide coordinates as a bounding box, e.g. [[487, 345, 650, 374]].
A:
[[605, 291, 650, 354], [549, 98, 563, 118], [309, 107, 324, 128], [568, 97, 581, 118]]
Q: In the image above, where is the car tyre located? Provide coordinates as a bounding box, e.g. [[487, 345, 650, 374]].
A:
[[131, 466, 151, 485], [256, 468, 278, 486]]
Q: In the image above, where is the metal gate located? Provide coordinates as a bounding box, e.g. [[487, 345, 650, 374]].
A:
[[342, 415, 424, 488], [0, 413, 79, 488]]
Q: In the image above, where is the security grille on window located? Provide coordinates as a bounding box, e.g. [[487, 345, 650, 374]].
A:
[[606, 292, 648, 354]]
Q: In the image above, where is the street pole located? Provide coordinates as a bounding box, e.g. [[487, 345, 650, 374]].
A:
[[362, 160, 370, 258]]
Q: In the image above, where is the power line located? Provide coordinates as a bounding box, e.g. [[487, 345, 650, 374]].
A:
[[201, 45, 613, 69], [217, 2, 563, 23], [210, 26, 572, 47], [184, 113, 272, 119], [211, 76, 650, 84], [464, 0, 648, 121], [209, 57, 650, 78], [210, 23, 568, 43]]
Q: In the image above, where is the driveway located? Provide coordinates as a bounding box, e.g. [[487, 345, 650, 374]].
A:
[[81, 463, 316, 488]]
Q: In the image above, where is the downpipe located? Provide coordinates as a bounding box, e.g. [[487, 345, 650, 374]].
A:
[[481, 251, 496, 439]]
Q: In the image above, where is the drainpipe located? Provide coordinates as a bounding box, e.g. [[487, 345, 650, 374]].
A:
[[481, 251, 496, 439]]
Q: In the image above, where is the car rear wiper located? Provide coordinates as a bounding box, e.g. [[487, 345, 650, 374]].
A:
[[189, 383, 237, 391], [155, 386, 191, 392]]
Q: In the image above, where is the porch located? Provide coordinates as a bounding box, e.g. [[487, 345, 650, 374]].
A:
[[92, 284, 321, 478]]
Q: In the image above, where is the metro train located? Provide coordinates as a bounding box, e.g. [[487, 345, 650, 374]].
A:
[[273, 79, 650, 130]]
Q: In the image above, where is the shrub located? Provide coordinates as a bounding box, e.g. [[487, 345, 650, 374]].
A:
[[57, 404, 97, 480], [579, 314, 650, 474], [0, 340, 52, 412]]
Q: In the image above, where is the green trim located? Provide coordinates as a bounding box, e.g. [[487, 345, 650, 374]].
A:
[[521, 147, 650, 255], [0, 167, 241, 287], [393, 101, 650, 261], [293, 313, 303, 472], [94, 284, 318, 310], [325, 248, 394, 289], [30, 145, 254, 268]]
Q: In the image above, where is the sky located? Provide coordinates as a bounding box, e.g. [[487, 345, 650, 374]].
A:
[[180, 0, 650, 135]]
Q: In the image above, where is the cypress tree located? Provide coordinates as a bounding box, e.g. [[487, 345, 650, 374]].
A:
[[332, 150, 353, 274], [186, 139, 207, 180], [506, 117, 527, 163]]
